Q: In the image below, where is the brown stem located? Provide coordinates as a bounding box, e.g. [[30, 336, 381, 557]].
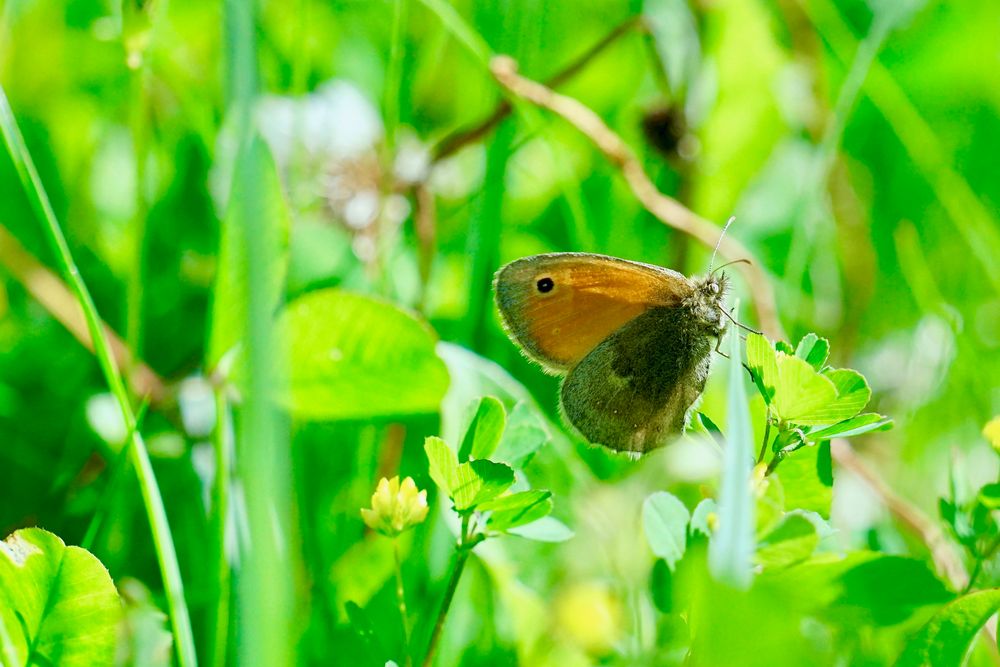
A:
[[431, 16, 643, 163], [489, 56, 785, 339], [0, 223, 167, 402], [829, 439, 967, 589]]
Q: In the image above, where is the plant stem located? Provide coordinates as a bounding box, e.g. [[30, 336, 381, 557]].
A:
[[422, 514, 473, 667], [211, 388, 232, 667], [965, 535, 1000, 594], [765, 451, 786, 477], [757, 414, 772, 464], [394, 539, 413, 667], [0, 85, 198, 667]]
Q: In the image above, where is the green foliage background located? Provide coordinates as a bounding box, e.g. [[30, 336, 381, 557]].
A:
[[1, 0, 999, 665]]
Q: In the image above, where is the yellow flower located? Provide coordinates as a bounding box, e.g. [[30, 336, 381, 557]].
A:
[[985, 416, 1000, 452], [360, 476, 429, 537], [553, 582, 623, 655]]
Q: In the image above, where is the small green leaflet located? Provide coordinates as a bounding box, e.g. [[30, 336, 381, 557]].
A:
[[643, 491, 691, 571]]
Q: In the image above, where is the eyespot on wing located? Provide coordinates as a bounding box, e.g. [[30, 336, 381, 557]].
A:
[[494, 253, 693, 372]]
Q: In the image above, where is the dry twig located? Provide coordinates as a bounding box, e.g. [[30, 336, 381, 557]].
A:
[[0, 224, 167, 402], [489, 55, 784, 339]]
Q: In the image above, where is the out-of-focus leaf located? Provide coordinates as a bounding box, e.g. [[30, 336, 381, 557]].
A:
[[650, 559, 673, 613], [775, 341, 795, 355], [746, 333, 778, 404], [458, 396, 506, 462], [643, 491, 691, 571], [452, 459, 514, 511], [808, 413, 893, 440], [983, 416, 1000, 452], [279, 289, 449, 420], [482, 490, 553, 532], [331, 536, 394, 612], [794, 333, 830, 370], [776, 442, 833, 518], [208, 137, 289, 368], [895, 588, 1000, 667], [690, 498, 718, 538], [756, 513, 818, 570], [977, 483, 1000, 510], [493, 402, 549, 469], [508, 517, 574, 543], [117, 578, 173, 667], [0, 528, 121, 666], [710, 315, 755, 588], [425, 436, 458, 495], [755, 473, 786, 538], [643, 0, 701, 96]]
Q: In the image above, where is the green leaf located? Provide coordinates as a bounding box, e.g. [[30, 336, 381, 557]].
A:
[[776, 442, 833, 518], [819, 368, 871, 419], [775, 341, 795, 355], [690, 498, 718, 538], [208, 137, 289, 368], [458, 396, 506, 462], [756, 513, 819, 570], [710, 313, 755, 588], [746, 333, 778, 404], [452, 459, 515, 511], [772, 353, 838, 424], [482, 490, 553, 532], [0, 528, 121, 666], [807, 413, 893, 440], [978, 483, 1000, 510], [425, 436, 458, 495], [895, 588, 1000, 667], [643, 0, 701, 97], [643, 492, 691, 571], [650, 559, 673, 613], [279, 289, 449, 420], [507, 517, 574, 542], [492, 402, 549, 469], [794, 333, 830, 370]]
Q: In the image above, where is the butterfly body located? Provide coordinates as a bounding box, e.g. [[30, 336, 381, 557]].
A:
[[494, 253, 727, 453]]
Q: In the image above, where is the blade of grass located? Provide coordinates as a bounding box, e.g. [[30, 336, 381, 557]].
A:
[[709, 300, 755, 589], [211, 386, 233, 667], [0, 86, 198, 667], [803, 0, 1000, 296], [223, 0, 293, 664]]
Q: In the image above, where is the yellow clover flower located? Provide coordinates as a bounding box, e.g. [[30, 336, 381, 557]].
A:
[[985, 416, 1000, 452], [361, 476, 429, 537]]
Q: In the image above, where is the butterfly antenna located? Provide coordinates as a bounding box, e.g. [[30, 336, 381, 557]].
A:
[[708, 216, 736, 273], [711, 257, 753, 276], [717, 305, 762, 335]]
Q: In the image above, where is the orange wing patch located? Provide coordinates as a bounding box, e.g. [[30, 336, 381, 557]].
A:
[[494, 253, 692, 372]]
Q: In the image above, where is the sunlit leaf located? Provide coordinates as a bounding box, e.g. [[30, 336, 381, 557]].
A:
[[746, 333, 778, 404], [458, 396, 506, 462], [425, 436, 458, 495], [643, 491, 691, 571], [279, 289, 449, 420], [794, 333, 830, 370], [452, 459, 515, 511], [808, 413, 893, 441], [895, 588, 1000, 667], [772, 353, 838, 424], [0, 528, 121, 666], [983, 416, 1000, 452], [482, 490, 553, 532]]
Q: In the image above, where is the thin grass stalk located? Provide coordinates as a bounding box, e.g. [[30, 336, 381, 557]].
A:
[[0, 85, 198, 667]]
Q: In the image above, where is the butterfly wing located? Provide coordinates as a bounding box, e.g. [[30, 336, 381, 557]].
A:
[[559, 306, 715, 452], [494, 253, 692, 373]]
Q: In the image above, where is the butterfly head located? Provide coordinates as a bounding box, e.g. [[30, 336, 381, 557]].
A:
[[687, 272, 729, 336]]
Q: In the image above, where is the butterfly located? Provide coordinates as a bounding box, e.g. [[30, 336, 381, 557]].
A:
[[494, 252, 735, 453]]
